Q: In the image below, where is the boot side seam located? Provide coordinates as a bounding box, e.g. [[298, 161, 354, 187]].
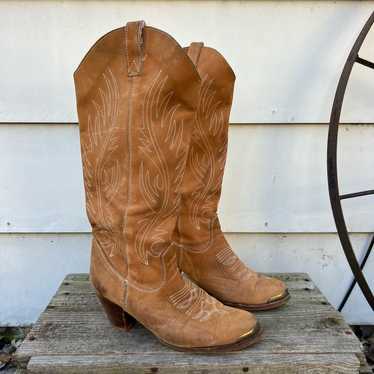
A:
[[123, 76, 135, 308]]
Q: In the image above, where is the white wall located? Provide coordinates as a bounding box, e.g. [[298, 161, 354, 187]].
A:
[[1, 1, 374, 124], [0, 0, 373, 325]]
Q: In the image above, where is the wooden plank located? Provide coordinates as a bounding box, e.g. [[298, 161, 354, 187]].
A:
[[1, 1, 374, 123], [15, 273, 364, 373], [27, 353, 360, 374], [2, 124, 374, 234]]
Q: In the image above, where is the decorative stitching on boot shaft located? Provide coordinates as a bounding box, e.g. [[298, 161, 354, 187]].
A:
[[136, 70, 187, 265]]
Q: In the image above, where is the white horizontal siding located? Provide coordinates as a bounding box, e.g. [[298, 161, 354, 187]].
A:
[[0, 234, 90, 325], [1, 124, 374, 233], [1, 232, 372, 325], [1, 1, 373, 326], [0, 1, 374, 123]]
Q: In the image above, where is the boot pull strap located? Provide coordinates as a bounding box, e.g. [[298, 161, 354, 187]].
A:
[[125, 20, 145, 76], [187, 42, 204, 66]]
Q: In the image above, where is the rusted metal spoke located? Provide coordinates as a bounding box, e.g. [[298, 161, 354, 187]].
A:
[[327, 11, 374, 311], [338, 235, 374, 311], [340, 189, 374, 200], [356, 56, 374, 70]]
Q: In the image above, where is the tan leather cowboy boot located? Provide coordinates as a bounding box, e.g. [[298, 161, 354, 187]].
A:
[[177, 43, 290, 311], [74, 21, 262, 351]]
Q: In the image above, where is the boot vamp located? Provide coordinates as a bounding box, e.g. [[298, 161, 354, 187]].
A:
[[180, 231, 287, 306], [126, 273, 257, 348]]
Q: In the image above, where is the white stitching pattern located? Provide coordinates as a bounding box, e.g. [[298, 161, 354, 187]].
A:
[[82, 67, 122, 259], [169, 278, 228, 321], [136, 70, 187, 265]]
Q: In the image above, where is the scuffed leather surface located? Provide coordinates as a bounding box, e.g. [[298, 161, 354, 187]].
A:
[[177, 46, 287, 306], [74, 22, 256, 348]]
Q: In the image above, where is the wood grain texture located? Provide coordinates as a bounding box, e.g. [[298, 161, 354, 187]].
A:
[[15, 273, 365, 373], [27, 354, 360, 374]]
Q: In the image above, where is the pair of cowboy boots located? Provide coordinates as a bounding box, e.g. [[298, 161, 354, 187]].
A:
[[74, 21, 289, 352]]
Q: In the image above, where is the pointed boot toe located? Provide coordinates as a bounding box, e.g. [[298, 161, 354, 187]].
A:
[[75, 21, 262, 352], [175, 43, 290, 313]]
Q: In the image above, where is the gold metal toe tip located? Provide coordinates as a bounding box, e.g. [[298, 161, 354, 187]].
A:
[[268, 289, 290, 303], [238, 322, 261, 339], [239, 327, 255, 339]]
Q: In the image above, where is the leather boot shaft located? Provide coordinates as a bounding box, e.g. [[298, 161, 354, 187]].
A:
[[177, 44, 235, 248], [74, 22, 200, 293], [74, 22, 261, 350], [177, 43, 289, 311]]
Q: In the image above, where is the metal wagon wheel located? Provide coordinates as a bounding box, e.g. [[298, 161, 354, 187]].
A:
[[327, 11, 374, 311]]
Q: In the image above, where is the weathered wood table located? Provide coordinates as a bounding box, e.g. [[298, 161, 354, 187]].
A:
[[15, 273, 368, 373]]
